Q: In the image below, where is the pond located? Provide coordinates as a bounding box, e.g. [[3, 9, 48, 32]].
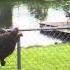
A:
[[0, 1, 70, 47], [12, 4, 62, 47]]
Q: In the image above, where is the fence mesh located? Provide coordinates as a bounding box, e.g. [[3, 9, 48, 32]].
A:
[[0, 29, 70, 70]]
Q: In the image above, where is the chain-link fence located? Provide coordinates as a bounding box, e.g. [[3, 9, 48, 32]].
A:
[[40, 30, 70, 42], [0, 28, 70, 70]]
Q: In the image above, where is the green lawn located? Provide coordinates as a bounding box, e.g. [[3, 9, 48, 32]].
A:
[[0, 43, 70, 70]]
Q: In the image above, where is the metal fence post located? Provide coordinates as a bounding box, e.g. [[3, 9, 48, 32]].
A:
[[17, 37, 21, 70]]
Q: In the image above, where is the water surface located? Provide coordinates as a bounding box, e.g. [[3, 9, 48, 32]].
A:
[[12, 4, 62, 47]]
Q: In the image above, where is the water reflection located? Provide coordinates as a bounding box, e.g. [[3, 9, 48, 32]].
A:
[[12, 4, 62, 47]]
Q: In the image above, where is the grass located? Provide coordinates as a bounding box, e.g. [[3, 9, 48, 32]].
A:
[[0, 43, 70, 70]]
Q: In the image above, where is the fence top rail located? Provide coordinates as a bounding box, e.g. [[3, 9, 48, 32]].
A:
[[5, 27, 70, 32]]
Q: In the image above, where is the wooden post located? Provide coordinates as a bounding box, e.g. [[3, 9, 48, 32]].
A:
[[17, 37, 21, 70]]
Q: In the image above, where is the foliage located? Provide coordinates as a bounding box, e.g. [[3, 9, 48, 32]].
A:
[[0, 0, 70, 25], [21, 0, 70, 20], [0, 0, 70, 21]]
